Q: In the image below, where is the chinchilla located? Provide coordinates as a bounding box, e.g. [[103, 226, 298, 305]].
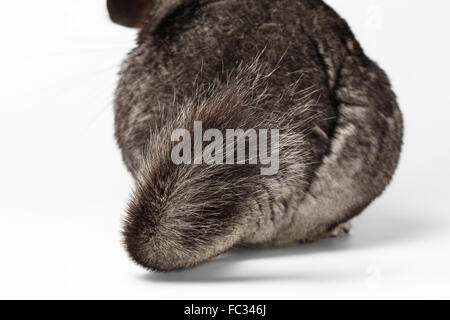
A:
[[107, 0, 403, 271]]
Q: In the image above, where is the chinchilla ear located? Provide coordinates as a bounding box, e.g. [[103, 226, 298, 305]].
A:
[[107, 0, 195, 30], [107, 0, 155, 28]]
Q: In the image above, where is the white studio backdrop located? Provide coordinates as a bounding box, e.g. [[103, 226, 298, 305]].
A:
[[0, 0, 449, 299]]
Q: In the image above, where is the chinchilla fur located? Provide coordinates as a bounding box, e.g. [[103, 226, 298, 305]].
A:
[[107, 0, 403, 271]]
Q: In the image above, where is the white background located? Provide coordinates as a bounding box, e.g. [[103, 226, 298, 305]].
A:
[[0, 0, 449, 299]]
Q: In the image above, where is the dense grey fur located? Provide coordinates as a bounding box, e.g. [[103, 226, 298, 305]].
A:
[[110, 0, 403, 271]]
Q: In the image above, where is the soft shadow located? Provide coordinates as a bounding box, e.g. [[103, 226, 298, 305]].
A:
[[141, 209, 443, 283], [140, 261, 310, 283]]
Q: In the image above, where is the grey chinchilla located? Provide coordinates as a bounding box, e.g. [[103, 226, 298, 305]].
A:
[[107, 0, 403, 271]]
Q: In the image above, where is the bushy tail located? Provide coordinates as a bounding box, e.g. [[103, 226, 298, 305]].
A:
[[123, 61, 319, 271]]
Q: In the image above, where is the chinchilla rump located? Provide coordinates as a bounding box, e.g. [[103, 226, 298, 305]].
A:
[[112, 0, 403, 271]]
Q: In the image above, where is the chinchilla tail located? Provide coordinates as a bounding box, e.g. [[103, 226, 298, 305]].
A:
[[123, 61, 316, 271]]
